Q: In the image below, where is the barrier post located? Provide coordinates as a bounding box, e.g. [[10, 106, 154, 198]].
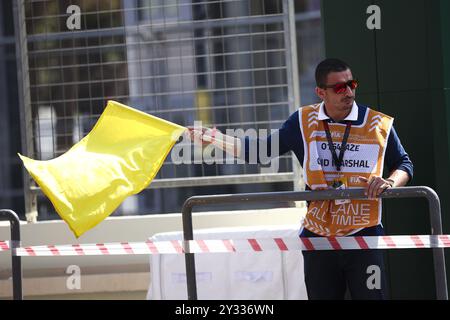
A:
[[181, 203, 197, 300], [181, 186, 448, 300], [0, 209, 23, 300]]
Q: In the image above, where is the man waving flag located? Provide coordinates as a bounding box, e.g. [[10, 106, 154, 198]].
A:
[[19, 100, 186, 237]]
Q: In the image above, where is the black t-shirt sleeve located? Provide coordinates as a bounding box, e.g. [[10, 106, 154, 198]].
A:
[[241, 110, 305, 164], [384, 126, 414, 181]]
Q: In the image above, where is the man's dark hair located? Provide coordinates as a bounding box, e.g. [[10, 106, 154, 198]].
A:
[[315, 58, 351, 87]]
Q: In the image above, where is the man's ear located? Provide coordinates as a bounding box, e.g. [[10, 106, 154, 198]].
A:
[[315, 86, 325, 100]]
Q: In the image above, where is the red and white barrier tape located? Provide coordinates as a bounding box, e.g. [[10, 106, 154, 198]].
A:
[[0, 235, 449, 256], [0, 241, 9, 252]]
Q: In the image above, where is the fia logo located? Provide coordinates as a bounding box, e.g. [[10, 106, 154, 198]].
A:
[[349, 176, 362, 184]]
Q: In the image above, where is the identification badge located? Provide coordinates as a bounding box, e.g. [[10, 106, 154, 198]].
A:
[[332, 177, 351, 205]]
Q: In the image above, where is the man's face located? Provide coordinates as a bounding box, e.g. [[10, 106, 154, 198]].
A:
[[315, 69, 356, 114]]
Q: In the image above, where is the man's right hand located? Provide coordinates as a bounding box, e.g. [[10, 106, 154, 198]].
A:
[[186, 126, 217, 146], [186, 125, 240, 158]]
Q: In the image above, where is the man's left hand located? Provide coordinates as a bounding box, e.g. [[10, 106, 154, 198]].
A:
[[358, 176, 393, 199]]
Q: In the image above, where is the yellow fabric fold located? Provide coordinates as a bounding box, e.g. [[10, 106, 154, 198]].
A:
[[19, 100, 186, 237]]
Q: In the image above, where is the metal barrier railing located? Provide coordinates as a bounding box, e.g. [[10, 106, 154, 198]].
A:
[[181, 186, 448, 300], [0, 209, 23, 300], [0, 186, 447, 300]]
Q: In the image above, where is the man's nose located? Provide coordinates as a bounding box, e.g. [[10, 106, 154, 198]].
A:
[[345, 84, 354, 95]]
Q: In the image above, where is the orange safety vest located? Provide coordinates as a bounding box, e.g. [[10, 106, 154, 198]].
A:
[[299, 104, 393, 236]]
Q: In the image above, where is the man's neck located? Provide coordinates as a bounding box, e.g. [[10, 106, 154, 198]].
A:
[[323, 104, 351, 122]]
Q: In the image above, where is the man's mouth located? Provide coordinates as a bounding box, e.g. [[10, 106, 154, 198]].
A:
[[343, 97, 354, 103]]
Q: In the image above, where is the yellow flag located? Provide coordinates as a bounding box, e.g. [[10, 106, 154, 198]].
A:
[[19, 100, 186, 237]]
